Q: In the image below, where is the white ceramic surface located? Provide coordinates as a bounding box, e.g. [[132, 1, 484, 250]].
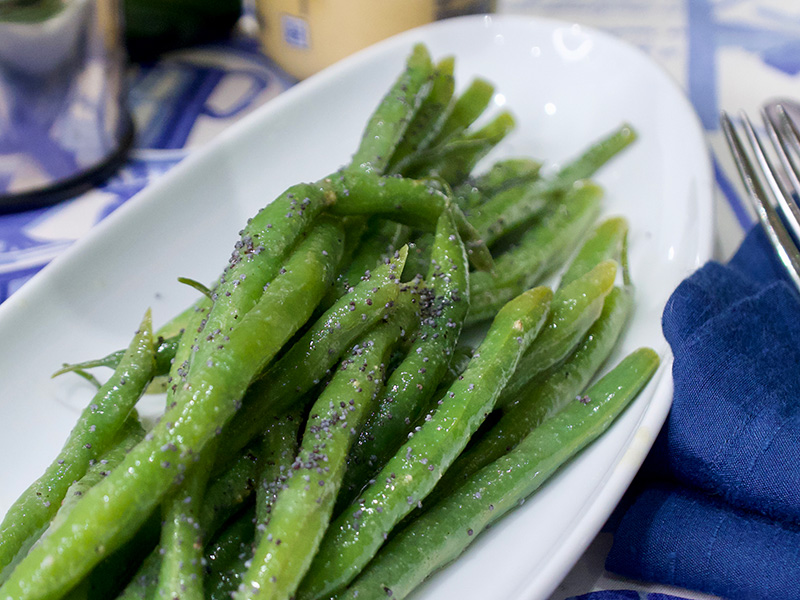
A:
[[0, 15, 713, 600]]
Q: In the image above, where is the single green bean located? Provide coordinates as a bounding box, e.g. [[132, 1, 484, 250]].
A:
[[552, 122, 637, 187], [340, 348, 660, 600], [429, 78, 495, 146], [324, 169, 493, 272], [297, 286, 552, 600], [235, 320, 403, 600], [559, 216, 628, 287], [0, 311, 155, 579], [337, 209, 470, 513], [0, 220, 344, 600], [163, 301, 211, 401], [254, 412, 303, 544]]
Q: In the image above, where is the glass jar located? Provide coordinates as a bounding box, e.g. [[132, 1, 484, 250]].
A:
[[256, 0, 494, 80]]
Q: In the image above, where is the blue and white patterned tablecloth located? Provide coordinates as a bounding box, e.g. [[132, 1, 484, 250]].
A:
[[3, 1, 800, 598], [0, 34, 294, 301]]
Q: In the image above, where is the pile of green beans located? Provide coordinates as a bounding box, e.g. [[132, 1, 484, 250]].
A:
[[0, 43, 659, 600]]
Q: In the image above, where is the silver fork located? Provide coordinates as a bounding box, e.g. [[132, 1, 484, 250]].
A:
[[721, 100, 800, 292]]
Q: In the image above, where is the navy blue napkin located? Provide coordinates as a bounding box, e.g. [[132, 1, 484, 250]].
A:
[[602, 225, 800, 600], [567, 592, 687, 600]]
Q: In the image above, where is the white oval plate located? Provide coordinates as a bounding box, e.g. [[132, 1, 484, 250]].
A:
[[0, 15, 713, 600]]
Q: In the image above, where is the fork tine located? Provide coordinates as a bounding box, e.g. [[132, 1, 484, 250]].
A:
[[773, 102, 800, 177], [761, 105, 800, 241], [720, 110, 800, 291]]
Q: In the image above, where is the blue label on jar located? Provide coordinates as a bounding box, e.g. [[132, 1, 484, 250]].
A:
[[281, 14, 310, 49]]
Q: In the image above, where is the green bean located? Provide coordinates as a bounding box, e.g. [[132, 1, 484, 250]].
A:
[[469, 182, 551, 246], [216, 248, 409, 466], [321, 219, 409, 309], [453, 158, 542, 212], [469, 124, 636, 245], [0, 311, 156, 580], [0, 418, 145, 588], [254, 412, 303, 544], [53, 334, 178, 380], [337, 210, 470, 513], [183, 184, 335, 392], [496, 259, 618, 409], [443, 344, 474, 382], [324, 169, 493, 272], [349, 43, 433, 174], [401, 231, 434, 281], [559, 216, 628, 287], [203, 440, 269, 536], [204, 507, 256, 600], [386, 57, 456, 173], [235, 320, 404, 600], [389, 76, 495, 177], [405, 111, 516, 186], [154, 441, 216, 600], [116, 432, 278, 600], [472, 158, 543, 194], [339, 348, 659, 600], [55, 416, 146, 521], [467, 182, 603, 323], [428, 284, 633, 505], [430, 78, 495, 145], [552, 123, 637, 187], [297, 286, 553, 599], [0, 220, 344, 600], [154, 296, 212, 340], [162, 302, 211, 401]]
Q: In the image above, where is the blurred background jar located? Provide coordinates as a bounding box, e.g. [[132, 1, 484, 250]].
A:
[[255, 0, 495, 80], [0, 0, 132, 210], [123, 0, 243, 61]]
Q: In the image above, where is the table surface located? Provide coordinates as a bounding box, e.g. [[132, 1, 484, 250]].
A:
[[3, 1, 800, 598]]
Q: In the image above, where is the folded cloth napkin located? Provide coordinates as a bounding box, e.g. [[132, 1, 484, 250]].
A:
[[601, 225, 800, 600]]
